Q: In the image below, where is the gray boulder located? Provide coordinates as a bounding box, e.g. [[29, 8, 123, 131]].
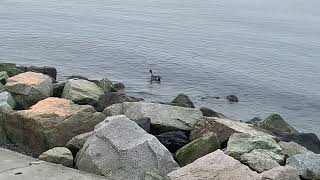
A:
[[62, 79, 104, 105], [167, 150, 260, 180], [190, 117, 274, 145], [278, 141, 308, 157], [76, 115, 179, 179], [260, 166, 300, 180], [287, 152, 320, 180], [39, 147, 73, 167], [171, 94, 195, 108], [0, 71, 9, 84], [226, 133, 283, 161], [2, 97, 105, 153], [66, 131, 94, 158], [5, 72, 53, 109], [175, 132, 220, 166], [0, 91, 16, 111], [258, 113, 298, 134], [103, 102, 203, 133]]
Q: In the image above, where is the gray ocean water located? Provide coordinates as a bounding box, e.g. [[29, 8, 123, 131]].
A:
[[1, 0, 320, 136]]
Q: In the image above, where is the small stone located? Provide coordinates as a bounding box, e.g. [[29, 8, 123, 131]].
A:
[[39, 147, 73, 167]]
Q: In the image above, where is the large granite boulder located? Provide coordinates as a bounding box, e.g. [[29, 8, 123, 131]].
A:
[[0, 71, 9, 84], [103, 102, 203, 134], [226, 133, 284, 166], [0, 63, 23, 77], [62, 79, 104, 105], [156, 131, 190, 153], [260, 166, 300, 180], [76, 115, 179, 179], [199, 107, 225, 118], [240, 149, 283, 173], [39, 147, 73, 167], [93, 92, 144, 112], [66, 131, 94, 158], [167, 150, 260, 180], [279, 133, 320, 154], [5, 72, 53, 109], [2, 97, 105, 153], [258, 114, 298, 134], [287, 152, 320, 180], [170, 94, 195, 108], [175, 132, 220, 166], [0, 91, 16, 112], [26, 66, 57, 80], [190, 117, 274, 146], [278, 141, 308, 157]]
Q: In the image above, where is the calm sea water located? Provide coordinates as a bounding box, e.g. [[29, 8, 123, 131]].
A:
[[1, 0, 320, 136]]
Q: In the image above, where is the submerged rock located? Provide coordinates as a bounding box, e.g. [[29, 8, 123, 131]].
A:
[[170, 94, 195, 108], [226, 95, 239, 102], [103, 102, 203, 134], [39, 147, 73, 167], [76, 115, 179, 179], [2, 97, 105, 153], [175, 132, 220, 166], [287, 152, 320, 180], [167, 150, 260, 180], [156, 131, 190, 153], [62, 79, 104, 105], [5, 72, 53, 109]]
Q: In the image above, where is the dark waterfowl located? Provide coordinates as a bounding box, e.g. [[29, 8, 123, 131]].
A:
[[150, 70, 161, 83]]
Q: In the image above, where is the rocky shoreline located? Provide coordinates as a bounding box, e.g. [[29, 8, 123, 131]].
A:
[[0, 62, 319, 180]]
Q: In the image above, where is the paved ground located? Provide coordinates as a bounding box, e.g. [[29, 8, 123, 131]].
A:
[[0, 148, 107, 180]]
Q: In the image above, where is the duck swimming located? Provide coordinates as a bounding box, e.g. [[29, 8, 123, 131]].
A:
[[149, 69, 161, 83]]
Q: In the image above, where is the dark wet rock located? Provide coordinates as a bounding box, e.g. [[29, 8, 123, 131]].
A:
[[53, 82, 65, 97], [171, 94, 195, 108], [0, 63, 23, 77], [93, 92, 144, 112], [26, 66, 57, 80], [258, 114, 299, 134], [135, 117, 151, 133], [175, 132, 220, 166], [226, 95, 239, 102], [199, 107, 225, 118], [67, 75, 89, 80], [113, 83, 125, 91], [279, 133, 320, 154], [156, 131, 190, 153]]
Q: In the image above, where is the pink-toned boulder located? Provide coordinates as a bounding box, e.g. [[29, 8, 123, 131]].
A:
[[2, 97, 105, 154], [5, 72, 53, 109]]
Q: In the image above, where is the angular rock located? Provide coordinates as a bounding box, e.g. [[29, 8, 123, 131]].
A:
[[76, 115, 179, 179], [199, 107, 225, 118], [103, 102, 203, 134], [94, 92, 144, 112], [62, 79, 104, 105], [5, 72, 53, 109], [258, 114, 298, 134], [240, 149, 282, 173], [0, 63, 23, 77], [226, 133, 283, 161], [260, 166, 300, 180], [27, 66, 57, 80], [39, 147, 73, 167], [0, 91, 16, 111], [287, 152, 320, 180], [279, 133, 320, 154], [98, 78, 114, 93], [167, 150, 260, 180], [66, 131, 94, 158], [278, 141, 308, 157], [175, 132, 220, 166], [2, 97, 105, 153], [135, 117, 151, 133], [53, 82, 65, 97], [190, 117, 274, 145], [171, 94, 195, 108], [156, 131, 190, 153], [0, 71, 9, 84], [113, 82, 125, 91]]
